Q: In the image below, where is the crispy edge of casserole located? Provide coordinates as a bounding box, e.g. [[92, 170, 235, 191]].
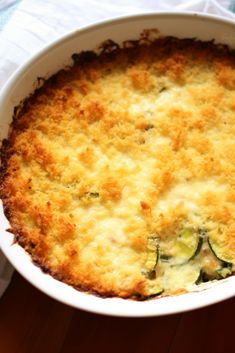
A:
[[1, 33, 235, 299]]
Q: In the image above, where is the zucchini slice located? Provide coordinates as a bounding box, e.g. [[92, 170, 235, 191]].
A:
[[161, 228, 203, 265], [195, 263, 232, 284], [207, 237, 233, 277], [216, 264, 233, 278], [147, 282, 164, 297], [195, 269, 219, 284], [195, 236, 233, 284], [208, 236, 234, 267], [143, 236, 159, 279], [177, 228, 203, 262]]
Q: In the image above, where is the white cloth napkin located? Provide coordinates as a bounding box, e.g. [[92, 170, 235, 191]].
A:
[[0, 0, 234, 298]]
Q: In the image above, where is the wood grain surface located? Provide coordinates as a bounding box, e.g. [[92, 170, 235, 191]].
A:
[[0, 272, 234, 353]]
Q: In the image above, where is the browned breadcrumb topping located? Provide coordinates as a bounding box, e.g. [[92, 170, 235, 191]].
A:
[[1, 36, 235, 299]]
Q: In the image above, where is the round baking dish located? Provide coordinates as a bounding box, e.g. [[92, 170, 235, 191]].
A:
[[0, 12, 235, 317]]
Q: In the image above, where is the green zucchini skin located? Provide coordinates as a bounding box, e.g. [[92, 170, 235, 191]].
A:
[[159, 254, 172, 262], [195, 270, 203, 285], [142, 237, 164, 296], [207, 237, 233, 277], [216, 263, 233, 278], [207, 237, 233, 267], [195, 269, 218, 285], [147, 287, 164, 298], [188, 236, 203, 262], [143, 237, 159, 279], [195, 236, 233, 285], [137, 288, 164, 300]]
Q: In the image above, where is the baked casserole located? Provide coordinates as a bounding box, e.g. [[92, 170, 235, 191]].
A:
[[1, 34, 235, 299]]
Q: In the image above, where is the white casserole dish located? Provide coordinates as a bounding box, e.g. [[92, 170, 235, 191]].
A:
[[0, 12, 235, 317]]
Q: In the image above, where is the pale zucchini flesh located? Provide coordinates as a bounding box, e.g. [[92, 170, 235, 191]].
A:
[[143, 227, 234, 296]]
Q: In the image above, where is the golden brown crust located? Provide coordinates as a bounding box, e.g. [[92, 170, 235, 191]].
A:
[[1, 35, 235, 299]]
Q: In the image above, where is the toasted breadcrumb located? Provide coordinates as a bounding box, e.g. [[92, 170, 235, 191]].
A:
[[1, 37, 235, 299]]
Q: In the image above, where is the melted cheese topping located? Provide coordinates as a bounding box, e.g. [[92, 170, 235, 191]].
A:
[[1, 37, 235, 299]]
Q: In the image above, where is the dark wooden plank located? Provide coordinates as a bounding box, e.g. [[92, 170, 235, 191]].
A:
[[0, 272, 50, 353], [168, 306, 211, 353], [168, 297, 235, 353], [1, 271, 235, 353], [19, 301, 74, 353], [202, 297, 235, 353], [0, 272, 74, 353], [60, 310, 181, 353], [0, 273, 181, 353]]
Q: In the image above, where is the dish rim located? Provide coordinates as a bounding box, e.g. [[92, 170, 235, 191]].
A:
[[1, 11, 235, 317]]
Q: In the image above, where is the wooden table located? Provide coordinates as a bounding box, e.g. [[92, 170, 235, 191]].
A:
[[0, 272, 234, 353]]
